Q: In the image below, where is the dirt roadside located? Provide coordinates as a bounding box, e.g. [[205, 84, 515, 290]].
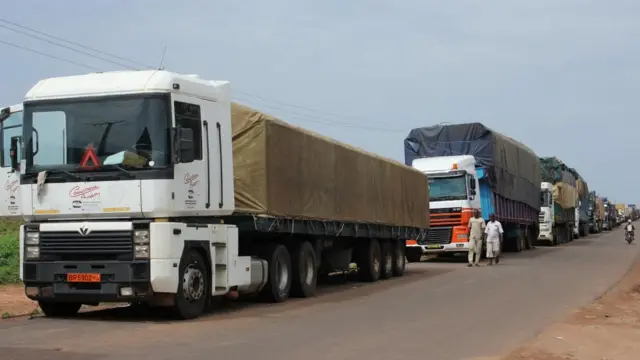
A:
[[0, 284, 122, 319], [503, 250, 640, 360], [0, 284, 38, 318]]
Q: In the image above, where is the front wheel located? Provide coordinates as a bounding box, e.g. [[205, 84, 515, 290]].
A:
[[173, 249, 209, 320], [38, 301, 82, 317]]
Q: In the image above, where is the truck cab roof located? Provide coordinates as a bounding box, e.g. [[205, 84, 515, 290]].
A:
[[411, 155, 476, 174], [24, 70, 231, 102]]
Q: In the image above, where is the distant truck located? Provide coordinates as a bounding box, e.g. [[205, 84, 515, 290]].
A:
[[404, 123, 540, 261], [566, 168, 590, 238], [628, 204, 638, 221], [15, 70, 430, 319], [587, 192, 604, 233], [538, 157, 577, 245], [601, 197, 616, 230]]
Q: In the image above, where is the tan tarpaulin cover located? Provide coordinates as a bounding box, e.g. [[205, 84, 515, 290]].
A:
[[576, 179, 587, 198], [553, 182, 577, 209], [595, 197, 605, 218], [615, 204, 626, 211], [231, 103, 430, 228]]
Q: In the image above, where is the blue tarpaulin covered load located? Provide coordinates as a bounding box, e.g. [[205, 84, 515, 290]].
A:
[[404, 123, 541, 210]]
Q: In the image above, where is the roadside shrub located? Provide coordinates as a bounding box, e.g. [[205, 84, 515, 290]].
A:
[[0, 220, 21, 284]]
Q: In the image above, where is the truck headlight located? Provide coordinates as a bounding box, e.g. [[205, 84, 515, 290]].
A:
[[133, 230, 149, 244], [133, 230, 149, 259], [135, 245, 149, 259], [25, 232, 39, 245], [25, 246, 40, 259]]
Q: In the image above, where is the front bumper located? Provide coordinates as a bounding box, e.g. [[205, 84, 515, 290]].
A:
[[406, 242, 469, 255], [22, 261, 151, 303]]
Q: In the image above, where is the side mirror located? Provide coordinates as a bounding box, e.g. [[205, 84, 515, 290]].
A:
[[469, 178, 476, 190], [0, 107, 9, 122], [172, 127, 195, 163], [10, 135, 20, 171]]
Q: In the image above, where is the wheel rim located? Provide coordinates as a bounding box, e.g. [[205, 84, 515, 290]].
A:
[[183, 264, 205, 302], [372, 246, 381, 274], [276, 258, 289, 291], [385, 252, 393, 273], [304, 255, 314, 285]]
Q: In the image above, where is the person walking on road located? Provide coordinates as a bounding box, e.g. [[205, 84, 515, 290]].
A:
[[485, 214, 504, 266], [467, 209, 486, 267]]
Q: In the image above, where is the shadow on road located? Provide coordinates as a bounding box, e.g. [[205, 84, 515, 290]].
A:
[[29, 266, 451, 324]]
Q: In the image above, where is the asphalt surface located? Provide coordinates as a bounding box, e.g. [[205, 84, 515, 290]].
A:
[[1, 226, 638, 360]]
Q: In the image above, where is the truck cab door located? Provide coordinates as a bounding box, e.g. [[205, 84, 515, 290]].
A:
[[0, 105, 23, 220]]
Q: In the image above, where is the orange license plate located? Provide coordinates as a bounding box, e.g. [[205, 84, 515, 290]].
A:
[[66, 273, 101, 283]]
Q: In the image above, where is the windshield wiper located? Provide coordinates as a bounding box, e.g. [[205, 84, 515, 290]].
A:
[[46, 169, 81, 181], [101, 164, 136, 179], [432, 195, 464, 201]]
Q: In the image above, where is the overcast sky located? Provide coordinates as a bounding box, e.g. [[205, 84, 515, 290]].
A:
[[1, 1, 638, 204]]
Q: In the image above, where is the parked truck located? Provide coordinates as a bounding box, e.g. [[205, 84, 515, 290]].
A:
[[13, 70, 431, 320], [403, 123, 540, 260], [567, 168, 589, 238], [601, 197, 616, 230], [538, 157, 577, 245], [0, 103, 23, 220], [587, 192, 604, 233], [628, 204, 638, 221]]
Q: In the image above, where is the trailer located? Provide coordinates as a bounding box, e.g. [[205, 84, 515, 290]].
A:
[[15, 70, 430, 319], [538, 157, 577, 245], [404, 123, 540, 260], [566, 168, 590, 238], [587, 192, 604, 233]]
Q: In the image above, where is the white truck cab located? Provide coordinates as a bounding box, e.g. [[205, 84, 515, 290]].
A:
[[0, 103, 23, 220], [16, 70, 263, 319], [538, 182, 554, 242], [408, 155, 478, 258]]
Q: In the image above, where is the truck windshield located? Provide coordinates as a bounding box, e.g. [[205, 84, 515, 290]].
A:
[[428, 175, 467, 201], [22, 94, 170, 174], [540, 190, 551, 207]]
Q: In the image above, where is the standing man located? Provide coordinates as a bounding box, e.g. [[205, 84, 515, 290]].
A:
[[484, 213, 504, 265], [467, 209, 486, 267]]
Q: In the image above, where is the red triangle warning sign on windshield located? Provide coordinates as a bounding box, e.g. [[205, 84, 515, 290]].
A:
[[79, 144, 101, 170]]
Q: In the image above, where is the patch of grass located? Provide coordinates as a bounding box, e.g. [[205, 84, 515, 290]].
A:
[[0, 219, 22, 285]]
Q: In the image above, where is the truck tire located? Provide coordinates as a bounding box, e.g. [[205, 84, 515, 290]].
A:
[[380, 241, 394, 280], [289, 241, 317, 298], [357, 239, 381, 282], [173, 249, 209, 320], [258, 243, 292, 303], [392, 240, 406, 277], [38, 301, 82, 317]]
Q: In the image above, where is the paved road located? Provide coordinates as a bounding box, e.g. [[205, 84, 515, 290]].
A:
[[1, 227, 638, 360]]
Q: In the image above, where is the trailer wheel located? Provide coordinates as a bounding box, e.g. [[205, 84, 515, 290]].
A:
[[289, 241, 317, 298], [258, 243, 292, 302], [380, 241, 394, 280], [357, 239, 381, 282], [38, 301, 82, 317], [392, 240, 406, 277], [173, 249, 209, 320]]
